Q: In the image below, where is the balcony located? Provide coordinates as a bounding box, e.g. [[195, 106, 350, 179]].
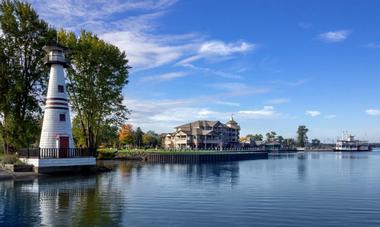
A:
[[43, 54, 70, 67]]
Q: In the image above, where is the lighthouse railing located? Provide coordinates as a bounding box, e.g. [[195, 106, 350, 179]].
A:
[[17, 148, 96, 159]]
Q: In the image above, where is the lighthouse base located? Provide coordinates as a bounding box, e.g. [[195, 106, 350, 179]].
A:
[[20, 157, 96, 173]]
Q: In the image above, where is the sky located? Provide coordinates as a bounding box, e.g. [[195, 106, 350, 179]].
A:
[[27, 0, 380, 142]]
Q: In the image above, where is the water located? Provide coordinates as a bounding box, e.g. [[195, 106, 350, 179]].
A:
[[1, 150, 380, 226]]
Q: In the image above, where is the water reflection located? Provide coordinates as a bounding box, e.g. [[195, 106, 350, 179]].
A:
[[102, 160, 241, 187], [2, 151, 380, 226], [297, 158, 306, 181], [182, 162, 240, 186], [0, 174, 124, 226]]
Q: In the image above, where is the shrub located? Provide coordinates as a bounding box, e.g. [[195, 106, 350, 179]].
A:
[[97, 151, 116, 160], [1, 154, 20, 165]]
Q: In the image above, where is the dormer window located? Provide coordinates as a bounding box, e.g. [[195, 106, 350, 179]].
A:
[[58, 85, 64, 93]]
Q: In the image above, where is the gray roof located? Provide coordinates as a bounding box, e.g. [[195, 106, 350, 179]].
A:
[[175, 120, 222, 130]]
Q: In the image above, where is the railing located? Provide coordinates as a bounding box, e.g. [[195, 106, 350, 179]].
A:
[[17, 148, 96, 159], [43, 55, 70, 66]]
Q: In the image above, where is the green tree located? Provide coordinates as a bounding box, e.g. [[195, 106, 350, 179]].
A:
[[311, 138, 321, 148], [283, 138, 296, 148], [277, 136, 284, 144], [0, 0, 55, 152], [134, 127, 143, 148], [98, 124, 118, 148], [246, 134, 263, 141], [59, 30, 130, 149], [143, 131, 159, 148], [72, 116, 86, 147], [265, 131, 277, 142], [297, 125, 309, 147]]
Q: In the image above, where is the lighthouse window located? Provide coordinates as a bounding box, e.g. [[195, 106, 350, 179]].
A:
[[59, 113, 66, 122], [58, 85, 64, 93]]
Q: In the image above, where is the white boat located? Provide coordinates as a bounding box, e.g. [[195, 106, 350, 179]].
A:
[[334, 132, 371, 152]]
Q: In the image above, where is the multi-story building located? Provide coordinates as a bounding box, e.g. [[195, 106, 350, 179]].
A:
[[164, 116, 240, 149]]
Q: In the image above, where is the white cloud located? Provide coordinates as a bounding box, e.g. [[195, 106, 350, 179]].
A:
[[319, 30, 350, 43], [367, 43, 380, 49], [178, 40, 256, 65], [29, 0, 255, 71], [124, 97, 232, 132], [181, 63, 242, 79], [197, 109, 219, 117], [140, 72, 188, 82], [27, 0, 178, 31], [325, 114, 336, 119], [101, 31, 198, 69], [305, 110, 321, 117], [208, 82, 271, 97], [366, 109, 380, 116], [199, 41, 254, 56], [215, 101, 240, 107], [124, 97, 280, 132], [0, 28, 3, 36], [266, 98, 290, 105], [238, 106, 279, 119]]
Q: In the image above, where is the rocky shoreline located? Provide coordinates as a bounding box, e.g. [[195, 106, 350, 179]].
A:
[[0, 169, 38, 181]]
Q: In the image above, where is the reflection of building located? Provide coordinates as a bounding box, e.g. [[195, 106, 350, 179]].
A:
[[1, 175, 123, 226], [164, 116, 240, 149]]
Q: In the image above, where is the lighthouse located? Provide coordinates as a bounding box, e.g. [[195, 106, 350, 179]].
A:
[[39, 43, 74, 152], [19, 43, 95, 173]]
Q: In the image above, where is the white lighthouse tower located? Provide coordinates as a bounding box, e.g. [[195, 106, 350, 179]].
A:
[[19, 43, 95, 173], [39, 43, 74, 151]]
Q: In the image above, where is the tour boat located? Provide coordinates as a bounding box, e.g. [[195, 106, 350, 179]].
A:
[[334, 133, 372, 152]]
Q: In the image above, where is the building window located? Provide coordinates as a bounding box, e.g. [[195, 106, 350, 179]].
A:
[[59, 113, 66, 122], [58, 85, 64, 93]]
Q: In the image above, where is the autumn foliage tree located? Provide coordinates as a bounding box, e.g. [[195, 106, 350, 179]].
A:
[[118, 124, 134, 147]]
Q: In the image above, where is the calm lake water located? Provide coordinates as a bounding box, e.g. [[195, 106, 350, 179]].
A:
[[1, 150, 380, 226]]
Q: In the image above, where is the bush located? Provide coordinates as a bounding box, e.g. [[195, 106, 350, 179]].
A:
[[97, 151, 116, 160], [1, 154, 20, 165]]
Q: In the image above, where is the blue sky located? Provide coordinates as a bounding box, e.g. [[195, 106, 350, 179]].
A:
[[28, 0, 380, 142]]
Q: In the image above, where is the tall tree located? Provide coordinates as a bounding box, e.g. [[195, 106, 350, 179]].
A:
[[297, 125, 309, 147], [283, 138, 296, 148], [98, 124, 118, 148], [265, 131, 277, 142], [311, 138, 321, 148], [59, 30, 130, 149], [0, 0, 55, 152], [134, 127, 143, 148], [143, 130, 159, 148]]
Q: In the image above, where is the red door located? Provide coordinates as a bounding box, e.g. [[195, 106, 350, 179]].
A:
[[59, 136, 69, 158]]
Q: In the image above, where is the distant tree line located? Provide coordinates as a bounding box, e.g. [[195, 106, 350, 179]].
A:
[[240, 125, 320, 148], [118, 124, 161, 149]]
